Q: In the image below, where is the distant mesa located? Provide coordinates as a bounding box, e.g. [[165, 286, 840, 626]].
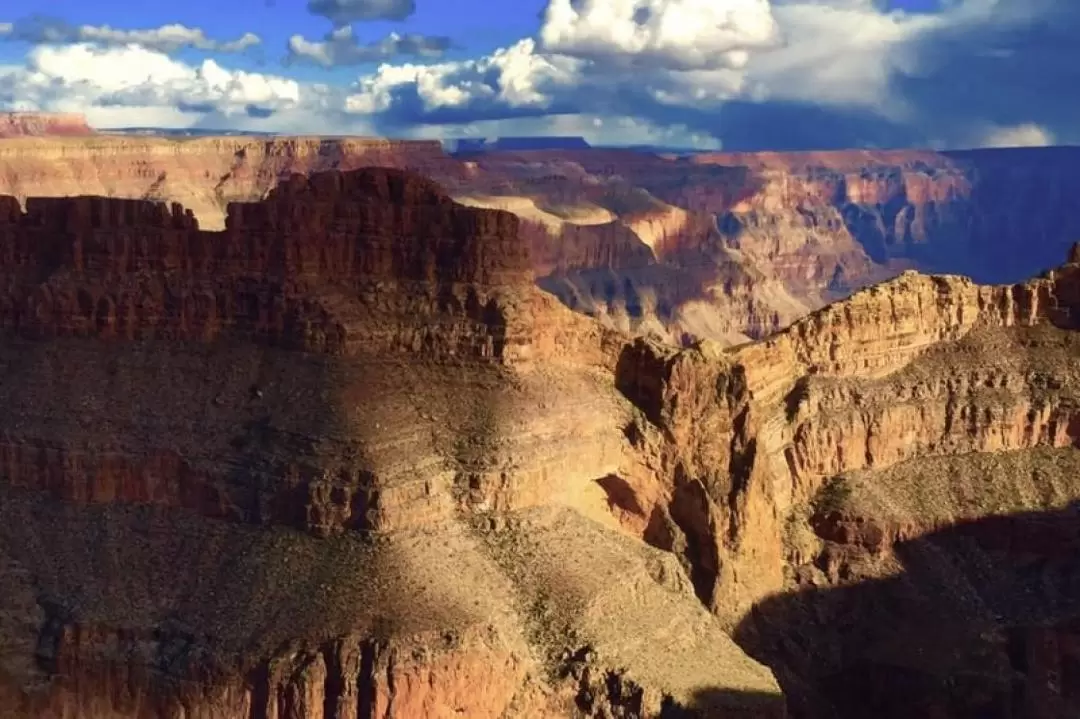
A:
[[96, 127, 279, 138], [449, 135, 592, 153], [0, 112, 95, 138]]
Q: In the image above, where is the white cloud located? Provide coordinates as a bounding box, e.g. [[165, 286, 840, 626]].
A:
[[1, 44, 302, 128], [287, 26, 450, 67], [743, 2, 940, 109], [0, 0, 1077, 151], [979, 123, 1056, 148], [343, 38, 584, 116], [539, 0, 781, 70], [0, 17, 260, 54]]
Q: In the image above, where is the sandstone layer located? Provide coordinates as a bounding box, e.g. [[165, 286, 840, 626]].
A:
[[607, 243, 1080, 717], [6, 138, 1079, 349], [2, 151, 1079, 717], [0, 168, 782, 719], [0, 136, 458, 231], [0, 113, 95, 138]]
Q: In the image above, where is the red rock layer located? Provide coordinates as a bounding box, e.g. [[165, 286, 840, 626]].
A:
[[0, 169, 529, 359], [0, 112, 95, 138]]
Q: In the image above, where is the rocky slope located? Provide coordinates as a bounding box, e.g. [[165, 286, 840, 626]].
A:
[[0, 113, 95, 138], [608, 242, 1080, 717], [0, 168, 783, 719]]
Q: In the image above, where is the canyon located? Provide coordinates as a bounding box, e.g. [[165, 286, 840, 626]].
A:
[[2, 120, 1078, 349], [1, 116, 1079, 717], [0, 168, 783, 719]]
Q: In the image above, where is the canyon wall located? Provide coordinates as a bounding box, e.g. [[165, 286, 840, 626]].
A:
[[0, 168, 782, 719], [609, 243, 1080, 717], [693, 147, 1080, 286], [450, 146, 1080, 347], [2, 141, 1079, 715], [0, 135, 459, 229], [3, 135, 1078, 348]]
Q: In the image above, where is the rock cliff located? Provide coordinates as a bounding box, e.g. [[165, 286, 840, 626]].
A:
[[0, 168, 782, 719], [610, 243, 1080, 717], [448, 147, 1080, 346], [2, 154, 1079, 717], [5, 138, 1078, 349], [0, 136, 458, 230], [0, 113, 95, 138]]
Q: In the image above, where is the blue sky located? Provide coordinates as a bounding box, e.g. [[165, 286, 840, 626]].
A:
[[0, 0, 1076, 150], [0, 0, 545, 75]]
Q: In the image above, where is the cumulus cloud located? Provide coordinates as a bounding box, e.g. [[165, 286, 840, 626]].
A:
[[306, 0, 415, 26], [539, 0, 780, 70], [977, 123, 1056, 149], [2, 0, 1078, 150], [0, 16, 260, 54], [342, 39, 585, 122], [335, 0, 1080, 149], [287, 26, 450, 67], [0, 44, 301, 129]]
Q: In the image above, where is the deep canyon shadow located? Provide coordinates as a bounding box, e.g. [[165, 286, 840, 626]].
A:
[[837, 148, 1080, 285], [734, 503, 1080, 719]]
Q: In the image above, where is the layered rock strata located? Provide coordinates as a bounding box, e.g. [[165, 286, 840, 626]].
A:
[[0, 113, 95, 138], [609, 244, 1080, 717], [4, 138, 1078, 348], [0, 136, 458, 230], [0, 168, 782, 718]]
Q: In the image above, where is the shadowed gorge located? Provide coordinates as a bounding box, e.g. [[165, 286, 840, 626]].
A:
[[736, 502, 1080, 718]]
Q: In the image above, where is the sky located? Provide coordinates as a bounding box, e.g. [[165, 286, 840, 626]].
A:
[[0, 0, 1077, 150]]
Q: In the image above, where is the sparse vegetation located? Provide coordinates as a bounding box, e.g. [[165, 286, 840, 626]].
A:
[[812, 476, 854, 516]]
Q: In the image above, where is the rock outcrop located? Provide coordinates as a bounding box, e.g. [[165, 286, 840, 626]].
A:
[[0, 113, 95, 138], [610, 244, 1080, 717], [0, 168, 782, 718], [453, 147, 1080, 345], [3, 151, 1079, 717]]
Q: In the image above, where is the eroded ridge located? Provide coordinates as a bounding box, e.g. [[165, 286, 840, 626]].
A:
[[0, 168, 783, 719], [608, 244, 1080, 718]]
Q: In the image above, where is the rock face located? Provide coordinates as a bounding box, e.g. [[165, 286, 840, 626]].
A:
[[2, 155, 1079, 717], [3, 139, 1078, 349], [0, 113, 95, 138], [609, 244, 1080, 717], [0, 136, 459, 230], [0, 168, 783, 718], [450, 147, 1080, 345], [693, 147, 1080, 285]]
